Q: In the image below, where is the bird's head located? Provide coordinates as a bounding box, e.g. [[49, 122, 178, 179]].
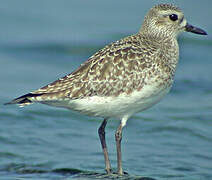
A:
[[140, 4, 207, 38]]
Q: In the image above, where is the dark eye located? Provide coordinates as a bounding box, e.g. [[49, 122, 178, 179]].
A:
[[169, 14, 178, 21]]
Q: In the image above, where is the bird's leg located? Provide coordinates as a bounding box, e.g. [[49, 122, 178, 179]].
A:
[[98, 118, 112, 174], [115, 123, 124, 175]]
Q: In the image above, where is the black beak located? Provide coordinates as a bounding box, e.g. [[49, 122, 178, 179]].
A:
[[185, 23, 207, 35]]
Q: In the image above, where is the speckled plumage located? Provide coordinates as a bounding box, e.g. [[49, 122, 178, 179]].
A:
[[33, 34, 177, 99]]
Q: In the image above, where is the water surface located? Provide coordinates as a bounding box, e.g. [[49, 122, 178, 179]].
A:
[[1, 1, 212, 180]]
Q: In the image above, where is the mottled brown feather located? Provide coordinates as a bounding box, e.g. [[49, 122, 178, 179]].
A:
[[30, 33, 177, 101]]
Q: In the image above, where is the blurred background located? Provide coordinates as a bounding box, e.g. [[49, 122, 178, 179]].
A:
[[1, 0, 212, 179]]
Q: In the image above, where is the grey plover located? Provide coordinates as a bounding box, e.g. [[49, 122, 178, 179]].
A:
[[6, 4, 207, 175]]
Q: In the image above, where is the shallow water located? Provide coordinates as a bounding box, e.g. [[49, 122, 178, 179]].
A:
[[1, 1, 212, 180]]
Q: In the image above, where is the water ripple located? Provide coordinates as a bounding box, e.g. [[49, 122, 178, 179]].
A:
[[0, 163, 157, 180], [147, 126, 212, 142]]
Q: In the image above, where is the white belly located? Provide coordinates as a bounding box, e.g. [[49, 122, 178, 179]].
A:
[[45, 83, 172, 120]]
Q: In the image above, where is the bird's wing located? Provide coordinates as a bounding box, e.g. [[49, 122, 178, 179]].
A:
[[6, 34, 160, 106]]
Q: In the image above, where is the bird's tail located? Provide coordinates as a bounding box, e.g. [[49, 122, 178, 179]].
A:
[[4, 93, 44, 107]]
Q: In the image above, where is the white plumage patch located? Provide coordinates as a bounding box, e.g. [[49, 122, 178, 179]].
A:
[[42, 83, 171, 123]]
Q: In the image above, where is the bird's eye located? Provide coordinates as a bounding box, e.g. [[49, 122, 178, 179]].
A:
[[169, 14, 178, 21]]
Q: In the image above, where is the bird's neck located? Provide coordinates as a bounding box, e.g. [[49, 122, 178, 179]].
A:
[[138, 32, 179, 78]]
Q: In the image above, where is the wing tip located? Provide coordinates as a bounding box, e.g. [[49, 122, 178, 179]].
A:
[[4, 93, 44, 106]]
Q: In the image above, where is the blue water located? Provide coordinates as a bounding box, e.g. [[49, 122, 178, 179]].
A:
[[1, 1, 212, 180]]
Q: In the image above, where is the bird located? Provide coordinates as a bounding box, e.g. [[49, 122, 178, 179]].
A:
[[5, 4, 207, 175]]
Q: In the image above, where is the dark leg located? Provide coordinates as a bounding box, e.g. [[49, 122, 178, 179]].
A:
[[115, 123, 123, 175], [98, 119, 112, 174]]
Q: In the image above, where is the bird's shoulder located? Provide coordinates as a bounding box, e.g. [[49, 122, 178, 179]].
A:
[[66, 33, 162, 80]]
